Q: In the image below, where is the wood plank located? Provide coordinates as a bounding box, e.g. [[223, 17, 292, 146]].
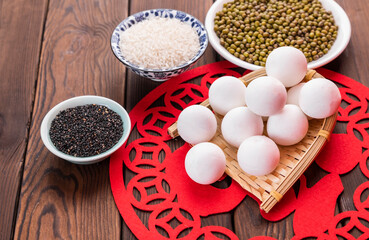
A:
[[325, 0, 369, 86], [234, 196, 295, 239], [13, 0, 128, 239], [0, 0, 48, 239], [324, 0, 369, 218], [122, 1, 226, 239]]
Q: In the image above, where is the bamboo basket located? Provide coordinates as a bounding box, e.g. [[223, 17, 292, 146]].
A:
[[168, 68, 337, 213]]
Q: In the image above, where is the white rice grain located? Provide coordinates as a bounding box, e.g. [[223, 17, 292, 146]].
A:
[[119, 17, 201, 69]]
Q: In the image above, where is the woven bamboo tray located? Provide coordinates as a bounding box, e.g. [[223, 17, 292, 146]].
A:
[[168, 68, 337, 213]]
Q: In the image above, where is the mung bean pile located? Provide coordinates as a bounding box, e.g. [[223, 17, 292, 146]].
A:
[[214, 0, 338, 66]]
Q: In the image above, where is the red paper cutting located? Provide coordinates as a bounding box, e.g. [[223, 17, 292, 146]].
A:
[[110, 62, 369, 239], [315, 133, 361, 174]]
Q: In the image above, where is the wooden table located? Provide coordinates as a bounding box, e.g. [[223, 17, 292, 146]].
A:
[[1, 0, 368, 239]]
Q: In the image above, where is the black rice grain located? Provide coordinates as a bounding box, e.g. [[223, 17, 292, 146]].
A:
[[49, 104, 123, 157]]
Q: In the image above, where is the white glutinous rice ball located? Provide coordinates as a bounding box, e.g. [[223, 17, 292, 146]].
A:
[[185, 142, 226, 184], [299, 78, 341, 119], [287, 83, 313, 120], [245, 76, 287, 116], [287, 83, 305, 105], [209, 76, 247, 115], [266, 47, 307, 87], [221, 107, 263, 147], [237, 136, 280, 176], [177, 105, 217, 145], [267, 104, 309, 146]]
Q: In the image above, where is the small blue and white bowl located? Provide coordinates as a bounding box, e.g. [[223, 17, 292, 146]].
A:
[[111, 9, 208, 82]]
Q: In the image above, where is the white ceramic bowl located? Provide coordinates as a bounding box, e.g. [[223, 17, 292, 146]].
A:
[[205, 0, 351, 70], [40, 96, 131, 164]]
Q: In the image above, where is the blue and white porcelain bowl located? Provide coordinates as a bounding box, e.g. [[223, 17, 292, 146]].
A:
[[111, 9, 208, 82]]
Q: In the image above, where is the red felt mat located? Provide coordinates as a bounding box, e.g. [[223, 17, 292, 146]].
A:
[[110, 61, 369, 240]]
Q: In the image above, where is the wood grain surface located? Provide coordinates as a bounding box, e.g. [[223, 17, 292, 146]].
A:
[[12, 0, 128, 239], [1, 0, 368, 239], [0, 0, 48, 239], [324, 0, 369, 222]]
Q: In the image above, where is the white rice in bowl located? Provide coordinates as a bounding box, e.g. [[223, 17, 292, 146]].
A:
[[119, 17, 201, 70]]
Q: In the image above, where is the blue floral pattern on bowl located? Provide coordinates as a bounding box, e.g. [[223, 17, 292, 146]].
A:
[[111, 9, 208, 82]]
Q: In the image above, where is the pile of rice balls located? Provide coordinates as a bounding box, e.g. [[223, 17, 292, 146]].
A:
[[177, 46, 341, 185]]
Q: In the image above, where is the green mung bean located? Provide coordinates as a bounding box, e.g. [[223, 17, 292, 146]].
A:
[[215, 0, 338, 66]]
